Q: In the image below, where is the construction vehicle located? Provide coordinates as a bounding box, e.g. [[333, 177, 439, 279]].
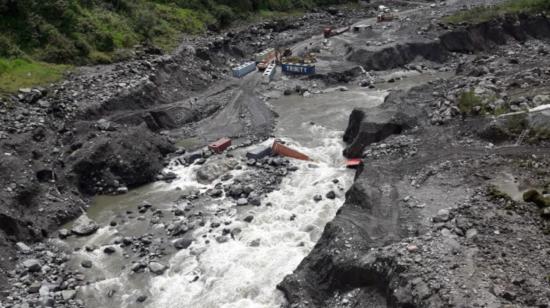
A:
[[377, 5, 395, 22], [257, 50, 278, 71], [323, 26, 351, 38], [377, 12, 395, 22]]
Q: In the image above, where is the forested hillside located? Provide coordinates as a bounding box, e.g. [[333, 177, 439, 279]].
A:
[[0, 0, 352, 65]]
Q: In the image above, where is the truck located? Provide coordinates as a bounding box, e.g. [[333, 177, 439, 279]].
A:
[[232, 61, 256, 78], [377, 12, 395, 22], [377, 5, 395, 22], [323, 26, 351, 38], [256, 48, 279, 71]]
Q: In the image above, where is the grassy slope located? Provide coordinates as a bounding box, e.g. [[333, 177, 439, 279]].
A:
[[444, 0, 550, 24], [0, 59, 70, 96]]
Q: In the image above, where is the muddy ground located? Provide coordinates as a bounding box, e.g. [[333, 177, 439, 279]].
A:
[[2, 0, 550, 307]]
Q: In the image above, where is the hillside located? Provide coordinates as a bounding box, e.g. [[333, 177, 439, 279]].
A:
[[0, 0, 352, 64], [0, 0, 352, 94]]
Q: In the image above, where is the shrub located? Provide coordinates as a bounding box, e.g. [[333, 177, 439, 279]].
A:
[[457, 90, 483, 115], [0, 35, 24, 58]]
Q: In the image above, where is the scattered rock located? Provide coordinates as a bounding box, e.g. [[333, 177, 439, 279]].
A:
[[71, 215, 99, 236], [22, 259, 42, 272], [148, 262, 167, 275]]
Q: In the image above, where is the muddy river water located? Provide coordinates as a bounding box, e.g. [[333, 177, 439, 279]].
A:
[[59, 84, 388, 308]]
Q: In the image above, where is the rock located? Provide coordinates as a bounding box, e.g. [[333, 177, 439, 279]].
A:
[[131, 262, 147, 272], [244, 215, 254, 223], [29, 281, 41, 293], [81, 260, 93, 268], [248, 193, 261, 206], [16, 242, 31, 254], [58, 229, 70, 239], [22, 259, 42, 272], [71, 215, 99, 236], [313, 195, 322, 202], [533, 94, 550, 106], [148, 262, 167, 275], [407, 244, 418, 253], [326, 191, 336, 199], [237, 198, 248, 206], [433, 209, 450, 223], [466, 228, 478, 239], [137, 295, 148, 303], [103, 246, 116, 254], [343, 107, 415, 158], [174, 238, 192, 250], [61, 290, 76, 300], [116, 186, 129, 194], [97, 119, 115, 131], [216, 236, 229, 243]]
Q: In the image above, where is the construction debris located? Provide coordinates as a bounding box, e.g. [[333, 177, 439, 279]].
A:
[[272, 141, 310, 161], [346, 158, 363, 169], [246, 146, 272, 160], [209, 138, 231, 154]]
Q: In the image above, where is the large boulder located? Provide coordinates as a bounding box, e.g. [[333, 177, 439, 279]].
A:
[[70, 125, 175, 194], [343, 108, 415, 158], [71, 215, 99, 236], [196, 159, 239, 184]]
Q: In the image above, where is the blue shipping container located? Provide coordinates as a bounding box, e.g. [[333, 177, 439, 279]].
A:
[[281, 63, 316, 75], [232, 62, 257, 78]]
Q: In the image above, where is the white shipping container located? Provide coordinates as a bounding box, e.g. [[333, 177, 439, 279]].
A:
[[262, 63, 276, 84]]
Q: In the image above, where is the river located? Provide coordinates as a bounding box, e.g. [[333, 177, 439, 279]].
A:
[[61, 84, 387, 307]]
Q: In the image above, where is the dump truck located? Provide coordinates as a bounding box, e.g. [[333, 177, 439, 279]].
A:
[[323, 26, 351, 38], [257, 50, 278, 71]]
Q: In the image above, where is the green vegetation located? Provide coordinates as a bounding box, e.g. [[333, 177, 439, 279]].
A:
[[527, 127, 550, 143], [523, 189, 550, 219], [0, 58, 70, 95], [487, 185, 515, 202], [0, 0, 354, 65], [444, 0, 550, 24], [457, 90, 484, 115], [0, 0, 354, 93]]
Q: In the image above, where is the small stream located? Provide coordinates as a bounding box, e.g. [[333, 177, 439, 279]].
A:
[[62, 86, 387, 307]]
